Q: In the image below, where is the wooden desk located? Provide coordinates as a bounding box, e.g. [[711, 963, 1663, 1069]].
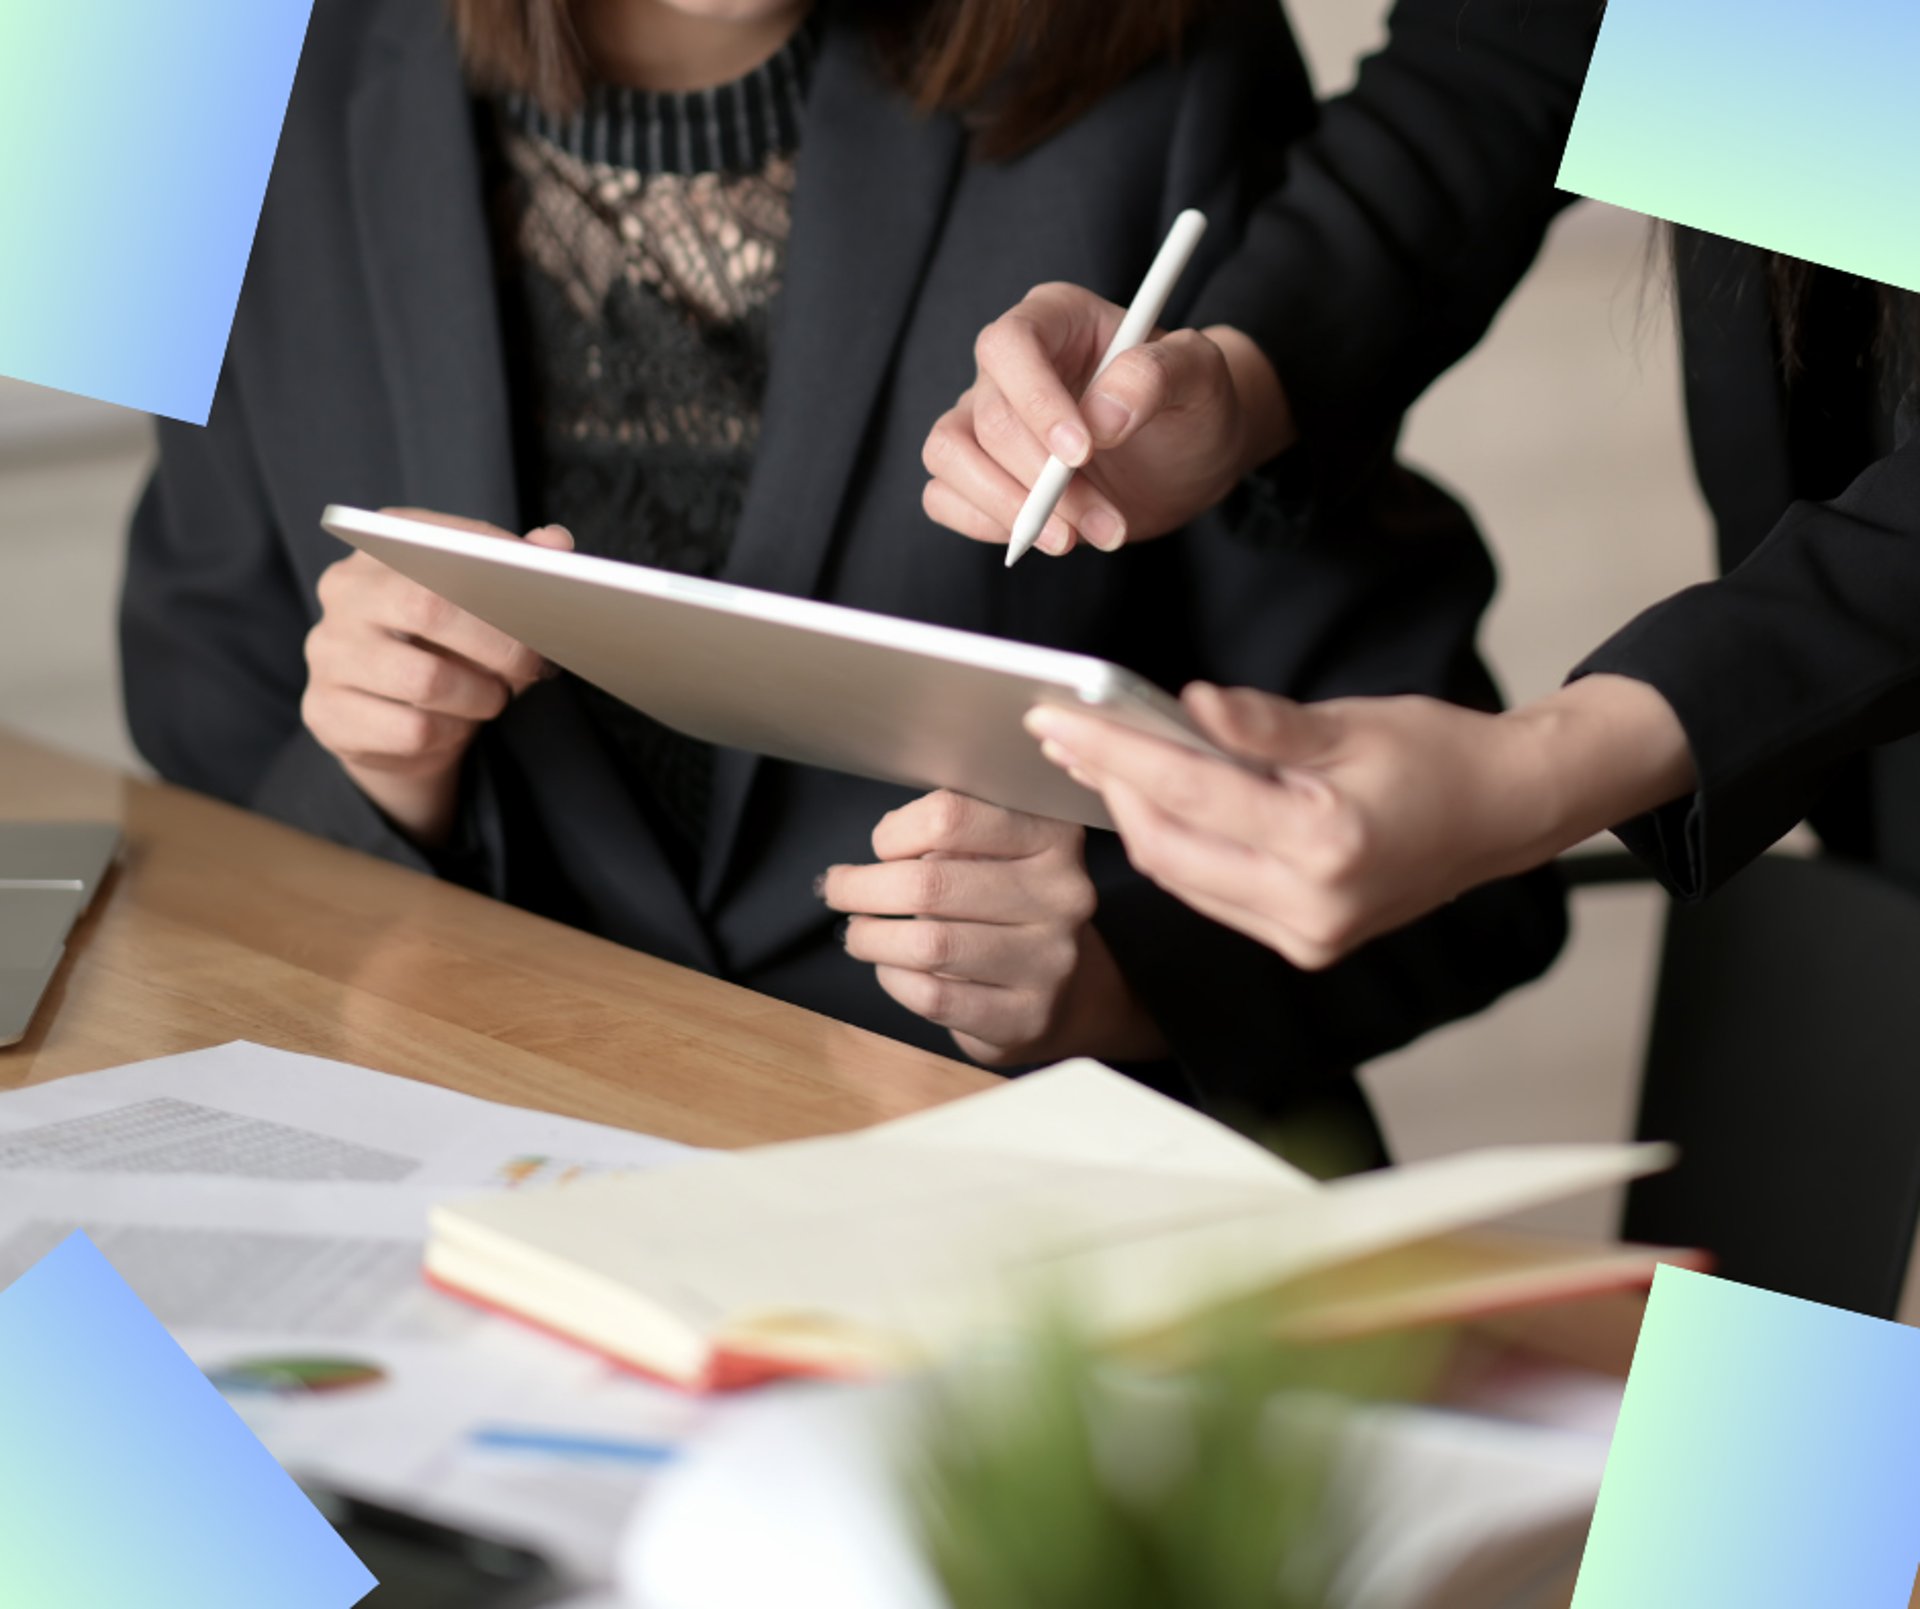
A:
[[1, 726, 1647, 1379], [0, 727, 993, 1146]]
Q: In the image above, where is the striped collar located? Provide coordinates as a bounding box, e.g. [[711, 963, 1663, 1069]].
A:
[[498, 15, 820, 174]]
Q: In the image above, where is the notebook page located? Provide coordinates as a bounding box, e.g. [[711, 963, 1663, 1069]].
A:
[[1050, 1143, 1677, 1340], [432, 1068, 1671, 1365], [436, 1139, 1292, 1339], [432, 1060, 1315, 1351], [849, 1060, 1314, 1189]]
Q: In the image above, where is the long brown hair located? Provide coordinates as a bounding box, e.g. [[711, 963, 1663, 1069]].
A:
[[446, 0, 1210, 159], [1660, 225, 1920, 394], [1766, 254, 1920, 390]]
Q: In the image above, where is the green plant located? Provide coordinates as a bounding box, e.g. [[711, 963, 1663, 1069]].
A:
[[907, 1302, 1444, 1609]]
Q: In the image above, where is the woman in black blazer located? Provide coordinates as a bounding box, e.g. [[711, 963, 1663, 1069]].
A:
[[920, 0, 1920, 968], [119, 0, 1566, 1139]]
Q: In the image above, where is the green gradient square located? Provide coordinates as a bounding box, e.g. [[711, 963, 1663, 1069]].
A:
[[1560, 0, 1920, 293], [1575, 1267, 1920, 1607], [0, 1, 315, 421]]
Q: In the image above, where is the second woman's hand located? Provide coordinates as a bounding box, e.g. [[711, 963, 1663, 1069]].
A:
[[1025, 677, 1698, 969], [302, 509, 573, 848], [921, 283, 1296, 556], [819, 790, 1168, 1068]]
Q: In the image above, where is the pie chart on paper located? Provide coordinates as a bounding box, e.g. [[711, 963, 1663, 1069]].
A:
[[206, 1356, 388, 1397]]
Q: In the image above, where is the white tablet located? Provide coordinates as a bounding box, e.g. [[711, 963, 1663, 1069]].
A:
[[321, 506, 1239, 830]]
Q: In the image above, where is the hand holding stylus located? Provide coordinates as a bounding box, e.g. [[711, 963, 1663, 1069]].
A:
[[921, 213, 1296, 560], [1002, 210, 1208, 566]]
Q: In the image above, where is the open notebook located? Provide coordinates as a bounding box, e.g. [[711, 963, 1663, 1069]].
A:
[[425, 1062, 1691, 1391]]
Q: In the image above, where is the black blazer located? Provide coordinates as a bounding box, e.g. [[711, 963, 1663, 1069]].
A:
[[120, 0, 1566, 1121], [1194, 0, 1605, 473], [1578, 239, 1920, 899], [1191, 0, 1920, 902]]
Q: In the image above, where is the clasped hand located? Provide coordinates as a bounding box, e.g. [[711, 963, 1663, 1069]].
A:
[[819, 791, 1166, 1068]]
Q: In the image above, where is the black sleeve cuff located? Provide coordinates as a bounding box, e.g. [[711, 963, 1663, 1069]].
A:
[[1571, 595, 1831, 902]]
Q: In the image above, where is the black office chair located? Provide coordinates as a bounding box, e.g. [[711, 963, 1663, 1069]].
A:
[[1562, 851, 1920, 1318]]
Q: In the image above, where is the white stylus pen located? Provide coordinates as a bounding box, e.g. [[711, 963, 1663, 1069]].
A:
[[1004, 208, 1209, 568]]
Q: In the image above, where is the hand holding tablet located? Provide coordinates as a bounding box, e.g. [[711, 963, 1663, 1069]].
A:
[[305, 511, 574, 844]]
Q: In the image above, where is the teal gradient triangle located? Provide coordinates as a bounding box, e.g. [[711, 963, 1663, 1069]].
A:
[[0, 1230, 375, 1607]]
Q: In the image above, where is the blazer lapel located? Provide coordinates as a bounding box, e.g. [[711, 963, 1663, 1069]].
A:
[[700, 20, 966, 905], [346, 5, 519, 529]]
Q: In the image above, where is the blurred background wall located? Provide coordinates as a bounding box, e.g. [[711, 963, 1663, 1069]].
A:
[[0, 0, 1720, 1236]]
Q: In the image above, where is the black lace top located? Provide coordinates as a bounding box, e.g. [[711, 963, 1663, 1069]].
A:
[[490, 23, 818, 882]]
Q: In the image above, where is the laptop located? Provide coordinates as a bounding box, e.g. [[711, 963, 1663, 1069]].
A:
[[0, 822, 121, 1047]]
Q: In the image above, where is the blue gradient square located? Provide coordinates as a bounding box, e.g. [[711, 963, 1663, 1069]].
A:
[[0, 1231, 374, 1607], [0, 1, 315, 423], [1575, 1267, 1920, 1607], [1559, 0, 1920, 293]]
